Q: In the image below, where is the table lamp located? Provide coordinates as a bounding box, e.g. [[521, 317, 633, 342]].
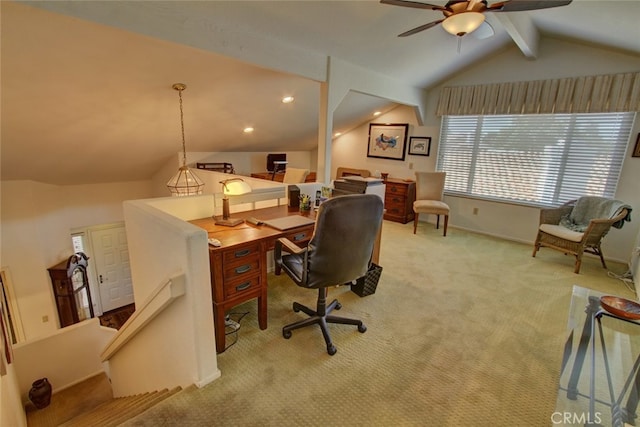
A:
[[215, 178, 252, 226], [271, 160, 288, 181]]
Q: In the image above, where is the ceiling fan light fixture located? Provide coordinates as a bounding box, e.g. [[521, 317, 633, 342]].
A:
[[441, 12, 485, 37]]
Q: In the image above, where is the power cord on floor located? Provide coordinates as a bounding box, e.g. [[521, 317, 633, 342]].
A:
[[607, 269, 636, 295], [223, 311, 250, 351]]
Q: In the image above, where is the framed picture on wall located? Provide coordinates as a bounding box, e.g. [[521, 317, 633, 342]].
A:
[[633, 133, 640, 158], [408, 136, 431, 156], [367, 123, 408, 161]]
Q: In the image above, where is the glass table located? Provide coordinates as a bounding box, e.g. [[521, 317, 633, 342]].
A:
[[556, 286, 640, 427]]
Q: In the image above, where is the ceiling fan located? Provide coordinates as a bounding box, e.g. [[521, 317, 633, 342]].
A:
[[380, 0, 572, 38]]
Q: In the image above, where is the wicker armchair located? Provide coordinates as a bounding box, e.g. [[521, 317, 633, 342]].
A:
[[532, 199, 629, 274]]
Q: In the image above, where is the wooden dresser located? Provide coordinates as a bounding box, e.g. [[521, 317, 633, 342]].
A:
[[383, 178, 416, 224]]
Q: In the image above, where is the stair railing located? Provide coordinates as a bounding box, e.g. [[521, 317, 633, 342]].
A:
[[100, 273, 185, 362]]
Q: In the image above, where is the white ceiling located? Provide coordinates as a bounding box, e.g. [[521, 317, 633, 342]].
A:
[[2, 0, 639, 185]]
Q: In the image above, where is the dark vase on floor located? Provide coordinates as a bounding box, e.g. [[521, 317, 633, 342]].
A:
[[29, 378, 52, 409]]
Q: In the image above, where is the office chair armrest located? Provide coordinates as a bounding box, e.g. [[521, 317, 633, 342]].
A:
[[276, 237, 306, 255]]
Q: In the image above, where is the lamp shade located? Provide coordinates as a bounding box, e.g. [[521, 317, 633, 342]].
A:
[[167, 166, 204, 196], [441, 12, 485, 36], [222, 179, 252, 196]]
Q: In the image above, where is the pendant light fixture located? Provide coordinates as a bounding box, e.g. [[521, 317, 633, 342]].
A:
[[166, 83, 204, 196]]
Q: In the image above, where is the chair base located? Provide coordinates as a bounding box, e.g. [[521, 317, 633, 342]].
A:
[[532, 230, 607, 274], [282, 288, 366, 355], [413, 212, 448, 236]]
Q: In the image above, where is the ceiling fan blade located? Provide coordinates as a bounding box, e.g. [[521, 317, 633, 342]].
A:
[[466, 0, 482, 11], [398, 19, 444, 37], [488, 0, 572, 12], [380, 0, 447, 12]]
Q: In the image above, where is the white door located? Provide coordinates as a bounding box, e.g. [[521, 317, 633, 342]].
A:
[[90, 226, 134, 312]]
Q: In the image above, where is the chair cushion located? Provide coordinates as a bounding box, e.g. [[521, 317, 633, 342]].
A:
[[413, 200, 450, 215], [539, 224, 584, 242]]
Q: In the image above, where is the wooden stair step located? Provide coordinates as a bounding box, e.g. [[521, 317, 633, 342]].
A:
[[101, 387, 182, 426], [60, 387, 181, 427]]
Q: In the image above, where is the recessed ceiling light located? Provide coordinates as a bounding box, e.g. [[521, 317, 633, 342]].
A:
[[373, 111, 381, 116], [243, 127, 254, 133], [282, 96, 295, 104]]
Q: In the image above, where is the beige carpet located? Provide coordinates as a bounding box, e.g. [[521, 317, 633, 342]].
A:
[[123, 220, 635, 427]]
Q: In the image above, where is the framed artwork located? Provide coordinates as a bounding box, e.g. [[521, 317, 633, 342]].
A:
[[367, 123, 408, 161], [633, 133, 640, 158], [408, 136, 431, 156]]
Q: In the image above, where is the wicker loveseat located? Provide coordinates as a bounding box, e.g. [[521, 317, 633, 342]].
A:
[[532, 197, 631, 274]]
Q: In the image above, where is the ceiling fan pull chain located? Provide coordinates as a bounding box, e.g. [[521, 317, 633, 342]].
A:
[[457, 36, 462, 54]]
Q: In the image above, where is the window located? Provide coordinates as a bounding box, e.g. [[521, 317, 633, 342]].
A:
[[437, 112, 634, 206]]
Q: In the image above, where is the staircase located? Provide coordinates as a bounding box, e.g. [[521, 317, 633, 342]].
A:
[[26, 373, 182, 427]]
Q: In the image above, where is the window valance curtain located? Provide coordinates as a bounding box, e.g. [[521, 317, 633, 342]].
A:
[[436, 72, 640, 116]]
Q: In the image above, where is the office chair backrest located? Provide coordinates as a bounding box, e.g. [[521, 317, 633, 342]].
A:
[[305, 194, 383, 288], [415, 172, 446, 201]]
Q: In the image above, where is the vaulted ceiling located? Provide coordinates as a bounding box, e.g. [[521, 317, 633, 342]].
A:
[[2, 0, 639, 185]]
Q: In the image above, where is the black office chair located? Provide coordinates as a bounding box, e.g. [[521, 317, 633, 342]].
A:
[[274, 194, 384, 355]]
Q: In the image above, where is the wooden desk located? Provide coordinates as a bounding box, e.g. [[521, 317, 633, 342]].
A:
[[250, 171, 316, 182], [190, 204, 381, 353], [190, 206, 315, 353]]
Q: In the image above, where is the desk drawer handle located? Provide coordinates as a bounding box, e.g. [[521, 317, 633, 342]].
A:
[[235, 265, 252, 274], [292, 233, 306, 241], [234, 249, 251, 258], [235, 281, 251, 292], [390, 186, 397, 192]]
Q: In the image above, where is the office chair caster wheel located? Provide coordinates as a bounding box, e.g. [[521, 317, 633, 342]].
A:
[[283, 329, 292, 339], [327, 344, 337, 356], [292, 302, 301, 313], [335, 302, 342, 310], [358, 324, 367, 333]]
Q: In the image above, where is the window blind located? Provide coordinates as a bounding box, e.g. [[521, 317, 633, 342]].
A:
[[437, 112, 634, 206]]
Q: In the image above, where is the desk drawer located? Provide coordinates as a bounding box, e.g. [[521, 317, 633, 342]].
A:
[[284, 228, 313, 245], [224, 274, 261, 299], [223, 258, 260, 282], [222, 243, 260, 265], [266, 226, 313, 250]]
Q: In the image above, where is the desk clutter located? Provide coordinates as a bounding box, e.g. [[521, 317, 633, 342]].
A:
[[333, 176, 383, 196]]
